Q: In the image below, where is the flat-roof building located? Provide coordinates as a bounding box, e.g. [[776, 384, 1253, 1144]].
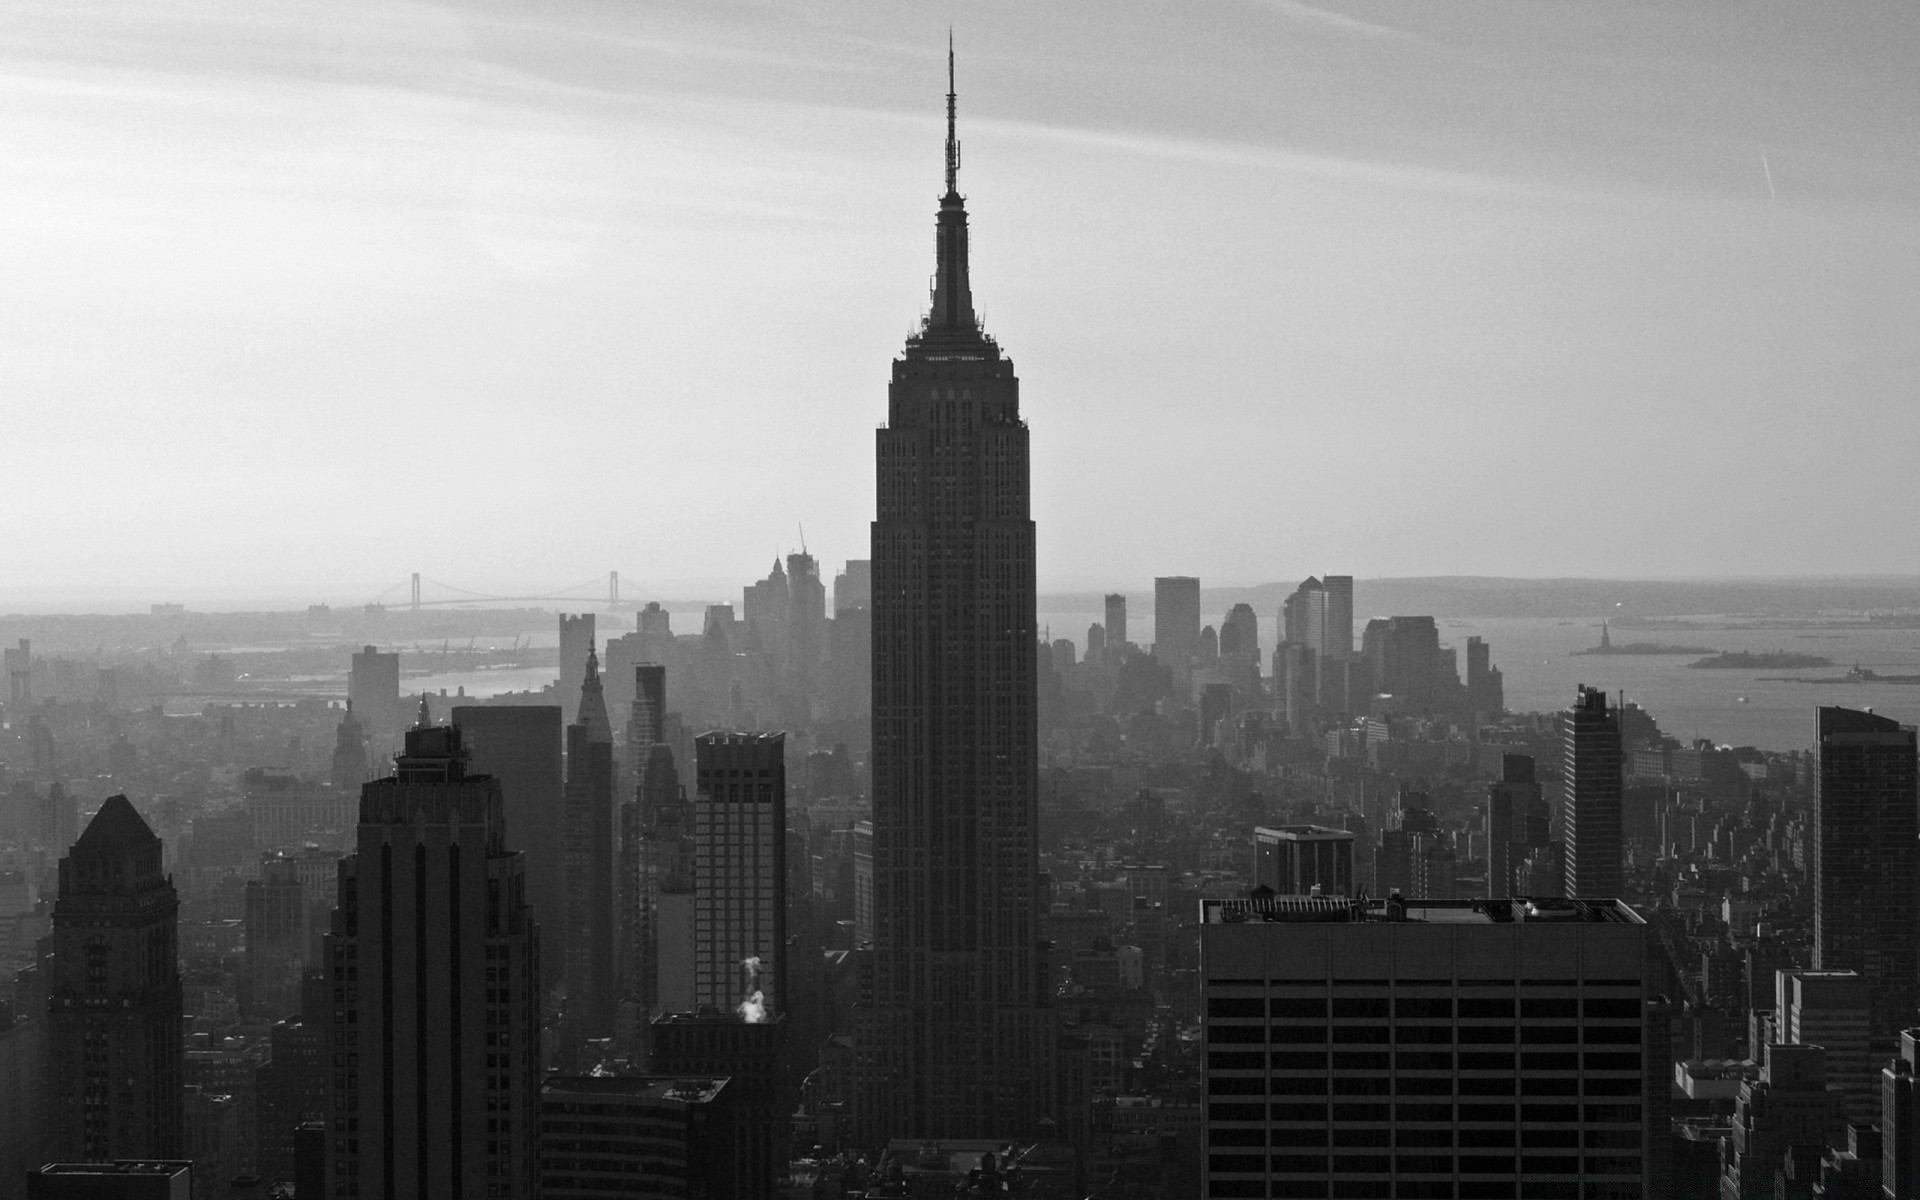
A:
[[1252, 825, 1354, 897]]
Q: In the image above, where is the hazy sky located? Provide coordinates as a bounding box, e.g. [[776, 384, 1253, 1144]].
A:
[[4, 0, 1916, 606]]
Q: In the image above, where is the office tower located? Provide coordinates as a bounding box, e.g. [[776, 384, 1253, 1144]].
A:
[[1775, 969, 1873, 1125], [1814, 706, 1918, 1051], [47, 795, 183, 1162], [1282, 577, 1327, 656], [1466, 636, 1504, 715], [1885, 1031, 1920, 1200], [243, 856, 309, 1021], [348, 645, 403, 753], [692, 733, 786, 1016], [324, 714, 542, 1200], [452, 704, 565, 991], [1276, 642, 1312, 737], [1154, 576, 1201, 667], [38, 781, 76, 861], [1219, 602, 1259, 668], [1484, 753, 1545, 898], [638, 601, 672, 638], [743, 559, 791, 668], [1360, 616, 1443, 712], [1252, 825, 1353, 895], [256, 977, 329, 1185], [27, 1162, 193, 1198], [1721, 1043, 1849, 1199], [564, 650, 616, 1041], [787, 551, 827, 685], [329, 704, 368, 790], [858, 49, 1052, 1145], [1085, 622, 1107, 658], [651, 1014, 785, 1196], [833, 560, 872, 615], [1200, 894, 1669, 1200], [1104, 593, 1128, 649], [558, 612, 595, 727], [537, 1076, 740, 1200], [1322, 574, 1354, 658], [0, 1003, 49, 1193], [632, 664, 667, 755], [1564, 684, 1624, 898], [4, 638, 29, 710]]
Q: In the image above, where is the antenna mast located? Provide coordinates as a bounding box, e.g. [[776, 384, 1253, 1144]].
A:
[[945, 30, 960, 195]]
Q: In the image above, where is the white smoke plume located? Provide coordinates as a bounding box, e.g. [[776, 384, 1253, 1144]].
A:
[[737, 955, 766, 1024]]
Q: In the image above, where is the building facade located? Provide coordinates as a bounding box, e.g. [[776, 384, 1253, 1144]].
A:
[[46, 795, 183, 1163], [1813, 705, 1918, 1052], [451, 704, 565, 992], [323, 717, 542, 1200], [1200, 894, 1669, 1200], [856, 52, 1053, 1144], [1563, 685, 1624, 899]]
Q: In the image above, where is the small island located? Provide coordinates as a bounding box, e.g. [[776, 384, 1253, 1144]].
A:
[[1571, 622, 1716, 657], [1688, 650, 1835, 670]]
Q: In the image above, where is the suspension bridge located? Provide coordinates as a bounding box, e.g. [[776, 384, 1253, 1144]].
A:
[[365, 571, 657, 611]]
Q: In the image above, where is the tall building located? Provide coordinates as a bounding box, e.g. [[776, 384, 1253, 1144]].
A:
[[1321, 574, 1354, 658], [324, 712, 542, 1200], [1104, 593, 1127, 649], [1883, 1030, 1920, 1200], [1252, 825, 1353, 896], [693, 733, 786, 1017], [1465, 636, 1504, 715], [46, 795, 183, 1162], [787, 551, 827, 695], [1484, 753, 1548, 898], [329, 703, 368, 791], [1154, 577, 1201, 668], [348, 645, 402, 755], [1815, 705, 1918, 1051], [4, 639, 30, 711], [833, 560, 871, 615], [1563, 685, 1624, 898], [1721, 1042, 1849, 1200], [857, 48, 1053, 1144], [1200, 894, 1669, 1200], [1775, 969, 1873, 1125], [563, 649, 617, 1042], [451, 705, 565, 991], [537, 1076, 739, 1200], [557, 613, 595, 727]]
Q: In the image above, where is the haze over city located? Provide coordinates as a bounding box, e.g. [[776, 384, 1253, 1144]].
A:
[[5, 0, 1916, 599]]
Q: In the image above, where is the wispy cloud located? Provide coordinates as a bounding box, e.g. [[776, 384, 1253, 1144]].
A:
[[1252, 0, 1409, 40]]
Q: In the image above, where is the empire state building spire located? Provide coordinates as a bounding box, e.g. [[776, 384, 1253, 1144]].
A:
[[926, 34, 976, 335]]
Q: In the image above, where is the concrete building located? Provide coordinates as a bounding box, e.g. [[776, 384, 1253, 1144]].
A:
[[563, 649, 617, 1044], [693, 733, 786, 1017], [47, 796, 183, 1163], [855, 55, 1053, 1146], [324, 716, 542, 1200], [1720, 1042, 1848, 1199], [1104, 593, 1127, 649], [1813, 706, 1918, 1052], [27, 1162, 191, 1199], [1564, 685, 1624, 899], [451, 705, 565, 992], [538, 1076, 739, 1200], [1776, 969, 1873, 1126], [557, 612, 595, 728], [1154, 577, 1201, 668], [1252, 825, 1354, 896], [1200, 894, 1669, 1200], [347, 645, 403, 757]]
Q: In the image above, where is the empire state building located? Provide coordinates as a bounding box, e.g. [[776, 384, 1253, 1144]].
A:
[[853, 50, 1054, 1142]]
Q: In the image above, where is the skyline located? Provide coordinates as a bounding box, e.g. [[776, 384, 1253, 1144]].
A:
[[5, 1, 1917, 593]]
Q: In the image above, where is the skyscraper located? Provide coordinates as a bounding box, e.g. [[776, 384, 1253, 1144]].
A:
[[1563, 684, 1623, 898], [692, 732, 786, 1016], [1104, 593, 1127, 649], [1154, 576, 1201, 668], [324, 711, 542, 1200], [348, 644, 403, 755], [557, 612, 595, 727], [564, 648, 616, 1042], [1814, 705, 1918, 1051], [1321, 574, 1354, 658], [451, 704, 565, 991], [46, 795, 182, 1162], [857, 47, 1052, 1143]]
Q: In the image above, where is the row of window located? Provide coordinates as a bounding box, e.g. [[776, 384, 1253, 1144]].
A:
[[1208, 1153, 1640, 1176], [1208, 1101, 1642, 1124], [1209, 996, 1642, 1019], [1209, 1050, 1643, 1072]]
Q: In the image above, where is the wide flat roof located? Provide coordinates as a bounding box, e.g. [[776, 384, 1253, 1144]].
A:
[[1201, 896, 1643, 925]]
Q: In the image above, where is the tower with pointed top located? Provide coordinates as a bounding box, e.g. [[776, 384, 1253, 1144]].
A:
[[46, 794, 183, 1161], [563, 646, 617, 1045], [855, 45, 1053, 1144]]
